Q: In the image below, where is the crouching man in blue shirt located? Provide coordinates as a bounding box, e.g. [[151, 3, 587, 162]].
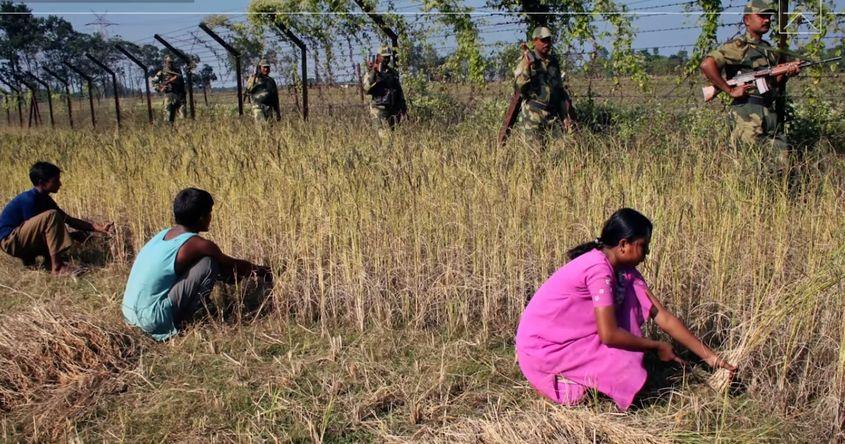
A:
[[122, 188, 272, 341], [0, 161, 113, 274]]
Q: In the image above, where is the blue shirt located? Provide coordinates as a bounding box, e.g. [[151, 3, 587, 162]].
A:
[[122, 228, 197, 341], [0, 188, 60, 240]]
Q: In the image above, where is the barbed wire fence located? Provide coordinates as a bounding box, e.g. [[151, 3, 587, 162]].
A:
[[0, 0, 843, 129]]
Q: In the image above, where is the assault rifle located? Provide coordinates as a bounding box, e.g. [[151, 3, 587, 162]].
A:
[[155, 74, 178, 93], [497, 43, 536, 147], [245, 64, 259, 104], [702, 56, 842, 102]]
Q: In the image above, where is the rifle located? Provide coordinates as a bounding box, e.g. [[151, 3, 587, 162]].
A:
[[498, 43, 537, 146], [245, 64, 259, 104], [702, 56, 842, 102], [155, 74, 178, 93]]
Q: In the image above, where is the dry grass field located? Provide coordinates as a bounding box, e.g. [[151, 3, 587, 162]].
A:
[[0, 92, 843, 442]]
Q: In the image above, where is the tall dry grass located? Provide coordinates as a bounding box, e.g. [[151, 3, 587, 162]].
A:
[[0, 103, 843, 440]]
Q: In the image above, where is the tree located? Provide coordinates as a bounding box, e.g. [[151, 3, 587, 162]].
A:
[[0, 1, 44, 72], [406, 41, 442, 79], [485, 43, 521, 81], [198, 63, 217, 105]]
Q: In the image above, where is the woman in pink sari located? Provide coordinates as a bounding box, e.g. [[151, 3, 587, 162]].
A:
[[515, 208, 735, 410]]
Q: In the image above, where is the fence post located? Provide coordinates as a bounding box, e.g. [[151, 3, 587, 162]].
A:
[[43, 67, 73, 129], [776, 0, 788, 127], [13, 74, 41, 127], [273, 21, 308, 120], [85, 53, 121, 128], [115, 44, 154, 124], [0, 79, 23, 127], [0, 89, 9, 125], [25, 72, 55, 128], [154, 34, 196, 119], [62, 62, 96, 128], [352, 0, 400, 63], [199, 22, 244, 116]]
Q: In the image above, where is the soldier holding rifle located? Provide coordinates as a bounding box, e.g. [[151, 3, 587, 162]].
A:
[[363, 45, 407, 137], [700, 0, 801, 171], [150, 55, 187, 124], [510, 27, 574, 142], [245, 59, 281, 123]]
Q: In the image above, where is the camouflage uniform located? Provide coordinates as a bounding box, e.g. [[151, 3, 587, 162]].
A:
[[245, 60, 281, 122], [150, 58, 186, 123], [707, 1, 791, 170], [363, 46, 407, 137], [513, 28, 572, 140]]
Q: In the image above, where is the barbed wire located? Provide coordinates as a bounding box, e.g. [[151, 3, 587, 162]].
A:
[[638, 21, 736, 33], [628, 1, 697, 11]]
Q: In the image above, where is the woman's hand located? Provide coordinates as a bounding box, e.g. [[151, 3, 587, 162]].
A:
[[705, 354, 737, 372], [656, 341, 686, 365]]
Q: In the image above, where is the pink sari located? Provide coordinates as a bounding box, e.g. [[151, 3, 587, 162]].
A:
[[515, 249, 653, 410]]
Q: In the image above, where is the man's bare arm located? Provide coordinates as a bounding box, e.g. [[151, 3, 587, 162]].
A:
[[176, 236, 269, 279], [66, 215, 113, 233], [700, 56, 751, 98]]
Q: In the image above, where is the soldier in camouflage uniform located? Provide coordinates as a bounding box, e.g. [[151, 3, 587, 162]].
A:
[[150, 55, 187, 124], [363, 45, 407, 137], [245, 59, 281, 122], [513, 27, 574, 140], [700, 0, 801, 171]]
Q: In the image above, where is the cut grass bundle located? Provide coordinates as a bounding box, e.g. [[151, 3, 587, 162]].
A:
[[0, 304, 142, 439], [708, 246, 845, 393]]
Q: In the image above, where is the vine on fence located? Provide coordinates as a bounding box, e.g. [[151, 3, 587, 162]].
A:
[[685, 0, 722, 76], [790, 0, 845, 73], [421, 0, 487, 85], [595, 0, 648, 87], [248, 0, 391, 84], [490, 0, 648, 88]]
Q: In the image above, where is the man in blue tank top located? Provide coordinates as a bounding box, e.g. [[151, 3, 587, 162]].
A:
[[0, 161, 113, 274], [122, 188, 272, 341]]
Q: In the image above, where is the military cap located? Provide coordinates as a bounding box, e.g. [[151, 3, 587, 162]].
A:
[[532, 26, 553, 40], [258, 59, 271, 67], [744, 0, 777, 14], [378, 45, 393, 57]]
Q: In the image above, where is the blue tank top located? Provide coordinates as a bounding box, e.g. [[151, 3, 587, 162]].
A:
[[122, 228, 196, 341]]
